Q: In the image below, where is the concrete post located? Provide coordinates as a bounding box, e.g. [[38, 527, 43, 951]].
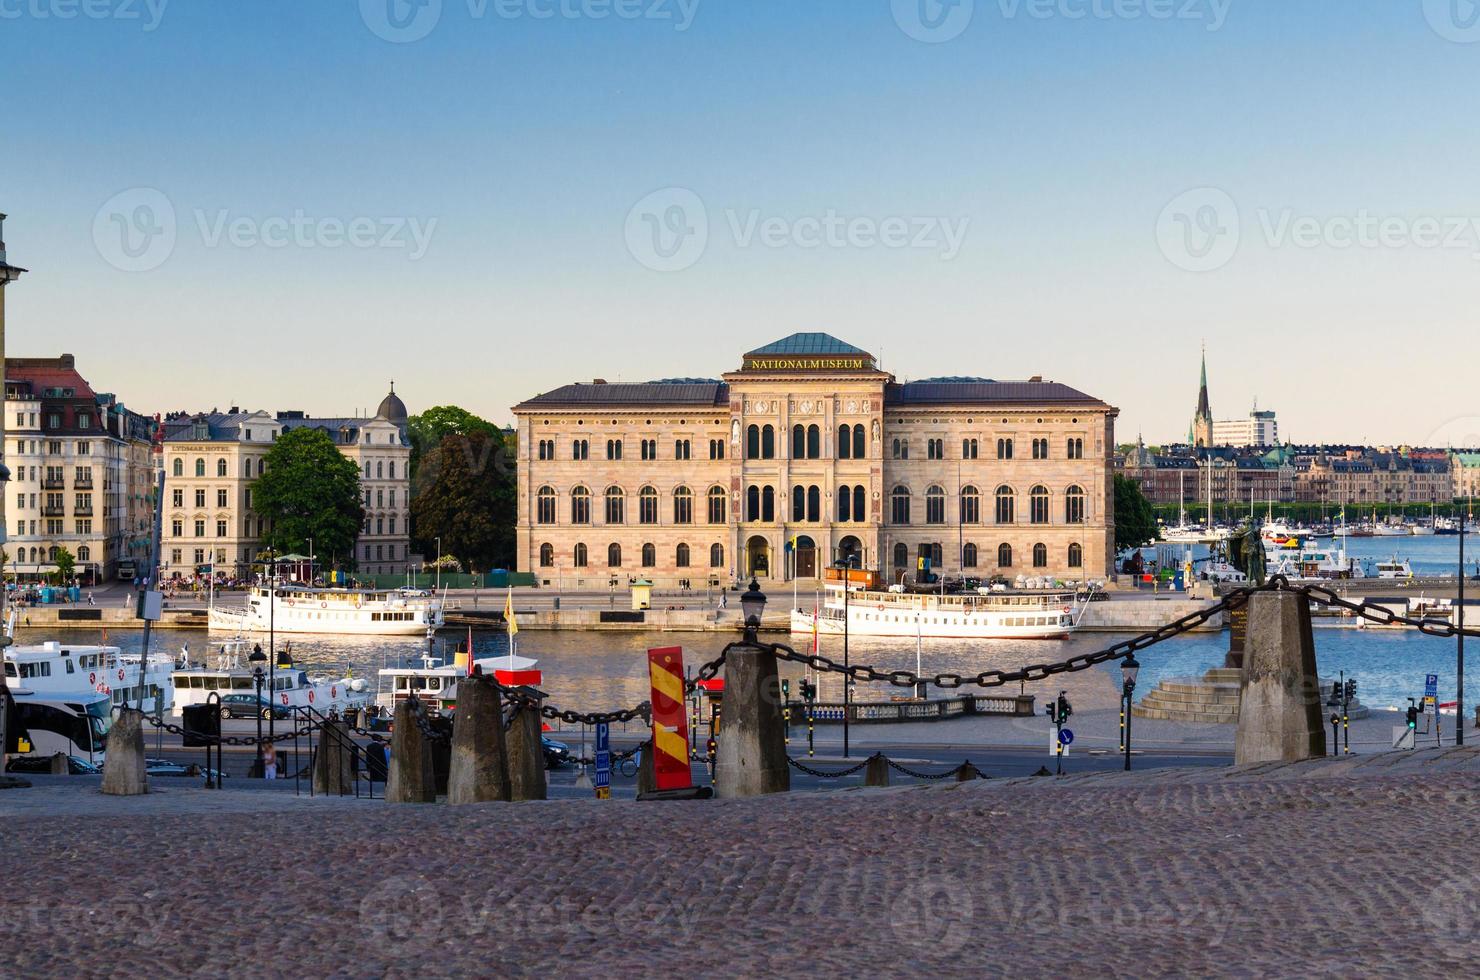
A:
[[49, 753, 68, 775], [386, 698, 436, 803], [312, 719, 355, 796], [863, 753, 890, 787], [714, 642, 790, 798], [636, 739, 656, 796], [956, 762, 982, 782], [447, 675, 511, 804], [505, 697, 547, 802], [101, 708, 148, 796], [1235, 591, 1327, 765]]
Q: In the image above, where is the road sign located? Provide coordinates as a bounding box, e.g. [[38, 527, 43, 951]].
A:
[[1058, 728, 1075, 746], [1049, 729, 1069, 757], [1393, 725, 1416, 750], [1425, 674, 1439, 699], [594, 722, 611, 799]]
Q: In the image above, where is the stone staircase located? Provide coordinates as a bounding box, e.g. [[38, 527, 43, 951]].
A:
[[1135, 668, 1368, 724]]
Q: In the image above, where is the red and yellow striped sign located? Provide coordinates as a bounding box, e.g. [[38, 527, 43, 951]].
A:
[[647, 646, 692, 791]]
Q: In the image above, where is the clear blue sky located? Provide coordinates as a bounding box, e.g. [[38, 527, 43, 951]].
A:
[[3, 0, 1479, 446]]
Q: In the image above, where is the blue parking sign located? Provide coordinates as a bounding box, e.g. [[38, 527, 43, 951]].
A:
[[1425, 674, 1439, 699], [594, 722, 611, 791]]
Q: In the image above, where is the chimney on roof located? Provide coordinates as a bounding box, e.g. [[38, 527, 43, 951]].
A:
[[593, 379, 607, 385], [60, 353, 74, 368]]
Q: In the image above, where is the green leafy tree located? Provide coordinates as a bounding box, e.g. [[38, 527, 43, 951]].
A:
[[252, 427, 365, 567], [411, 432, 516, 571], [407, 405, 501, 482], [1114, 475, 1160, 552], [53, 547, 76, 586]]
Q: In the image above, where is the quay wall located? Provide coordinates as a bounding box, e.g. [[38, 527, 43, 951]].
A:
[[10, 607, 208, 630]]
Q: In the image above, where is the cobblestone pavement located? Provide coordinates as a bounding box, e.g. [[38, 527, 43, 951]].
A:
[[7, 749, 1480, 977]]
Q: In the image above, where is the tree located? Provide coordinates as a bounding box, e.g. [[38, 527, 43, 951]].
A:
[[1114, 475, 1160, 552], [407, 405, 501, 482], [53, 547, 75, 586], [253, 427, 365, 567], [411, 432, 516, 571]]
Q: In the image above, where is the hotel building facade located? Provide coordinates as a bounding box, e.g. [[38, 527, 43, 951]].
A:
[[512, 334, 1118, 589]]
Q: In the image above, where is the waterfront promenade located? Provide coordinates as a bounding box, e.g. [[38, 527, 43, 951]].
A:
[[5, 747, 1478, 977]]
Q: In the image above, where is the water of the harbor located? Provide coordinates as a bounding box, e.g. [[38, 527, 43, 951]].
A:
[[1154, 532, 1480, 578], [17, 616, 1469, 723]]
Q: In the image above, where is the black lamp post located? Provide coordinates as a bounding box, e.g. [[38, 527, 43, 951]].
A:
[[1121, 653, 1139, 771], [740, 577, 766, 644], [249, 644, 267, 777], [831, 555, 859, 758]]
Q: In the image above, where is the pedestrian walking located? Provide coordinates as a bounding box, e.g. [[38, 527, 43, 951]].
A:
[[262, 742, 278, 780], [87, 592, 95, 606]]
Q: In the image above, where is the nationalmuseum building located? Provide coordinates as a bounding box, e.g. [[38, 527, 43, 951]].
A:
[[512, 333, 1117, 589]]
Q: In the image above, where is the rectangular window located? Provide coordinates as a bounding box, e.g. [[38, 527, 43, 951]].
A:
[[173, 489, 183, 507], [172, 519, 183, 537], [77, 441, 91, 455], [217, 489, 228, 508], [217, 520, 227, 537], [194, 519, 206, 537], [75, 519, 91, 535], [194, 489, 206, 508]]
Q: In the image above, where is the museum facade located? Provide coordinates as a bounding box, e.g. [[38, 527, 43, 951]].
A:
[[512, 333, 1117, 589]]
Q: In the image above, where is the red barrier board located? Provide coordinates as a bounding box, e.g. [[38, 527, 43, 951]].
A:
[[647, 646, 692, 791]]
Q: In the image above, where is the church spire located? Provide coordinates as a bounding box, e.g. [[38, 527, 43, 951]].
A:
[[1191, 343, 1213, 447]]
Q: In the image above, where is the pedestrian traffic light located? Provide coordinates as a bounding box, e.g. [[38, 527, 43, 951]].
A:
[[1406, 703, 1419, 730]]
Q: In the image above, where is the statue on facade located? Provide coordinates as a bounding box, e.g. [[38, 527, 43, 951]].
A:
[[1226, 518, 1266, 586]]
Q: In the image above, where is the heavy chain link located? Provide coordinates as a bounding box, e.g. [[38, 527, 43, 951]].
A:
[[143, 713, 317, 746], [785, 756, 870, 778]]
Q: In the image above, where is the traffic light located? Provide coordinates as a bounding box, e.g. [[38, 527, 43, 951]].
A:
[[1344, 678, 1357, 703], [1406, 702, 1419, 730], [1056, 693, 1073, 725], [781, 679, 790, 701], [1330, 681, 1342, 705]]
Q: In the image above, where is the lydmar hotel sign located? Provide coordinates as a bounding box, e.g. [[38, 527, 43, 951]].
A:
[[742, 356, 872, 371]]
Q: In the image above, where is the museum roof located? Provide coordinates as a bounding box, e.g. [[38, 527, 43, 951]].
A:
[[744, 333, 870, 358], [513, 382, 729, 410], [884, 380, 1106, 406]]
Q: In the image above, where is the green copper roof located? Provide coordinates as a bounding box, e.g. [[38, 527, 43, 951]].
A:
[[745, 333, 870, 358]]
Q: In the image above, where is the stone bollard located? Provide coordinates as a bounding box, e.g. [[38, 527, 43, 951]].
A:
[[101, 708, 148, 796], [714, 641, 790, 798], [386, 698, 437, 803], [864, 753, 890, 787], [50, 752, 69, 775], [504, 695, 548, 802], [1234, 591, 1327, 765], [956, 761, 982, 782], [312, 719, 356, 796], [636, 740, 656, 796], [447, 675, 511, 804]]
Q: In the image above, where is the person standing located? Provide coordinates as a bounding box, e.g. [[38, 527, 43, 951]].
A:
[[262, 741, 278, 780]]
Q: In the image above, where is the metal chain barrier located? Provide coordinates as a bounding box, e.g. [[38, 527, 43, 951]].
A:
[[142, 713, 316, 746], [406, 695, 452, 743], [495, 649, 729, 728], [883, 755, 968, 781], [786, 756, 870, 778]]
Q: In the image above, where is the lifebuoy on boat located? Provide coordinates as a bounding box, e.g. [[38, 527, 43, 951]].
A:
[[89, 672, 96, 685], [118, 668, 125, 682], [331, 685, 338, 698], [281, 693, 290, 705], [308, 691, 316, 704], [320, 601, 327, 609]]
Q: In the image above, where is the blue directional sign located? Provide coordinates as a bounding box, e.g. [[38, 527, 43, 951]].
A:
[[1425, 674, 1439, 700], [1058, 728, 1074, 746], [594, 722, 612, 792]]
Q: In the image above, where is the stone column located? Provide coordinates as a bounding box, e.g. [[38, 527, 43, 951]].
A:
[[863, 753, 890, 787], [447, 675, 511, 804], [386, 698, 436, 803], [101, 708, 148, 796], [714, 642, 790, 798], [312, 718, 355, 796], [505, 696, 547, 802], [1234, 591, 1326, 765]]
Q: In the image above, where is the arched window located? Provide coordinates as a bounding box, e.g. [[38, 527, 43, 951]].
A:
[[792, 424, 806, 460], [998, 543, 1013, 568], [1030, 485, 1050, 524], [573, 543, 588, 568], [194, 458, 205, 477], [962, 543, 977, 568], [746, 486, 760, 522], [258, 458, 266, 477], [960, 485, 980, 524], [676, 543, 691, 568], [761, 425, 775, 460], [78, 545, 91, 563], [389, 461, 396, 478], [607, 543, 622, 568], [1068, 543, 1083, 568], [639, 486, 658, 525], [925, 485, 946, 525], [807, 485, 820, 523], [891, 486, 911, 525], [1065, 485, 1086, 524], [807, 425, 820, 460], [837, 485, 851, 522], [1033, 543, 1048, 568], [605, 486, 625, 525], [377, 461, 384, 479], [892, 438, 901, 459], [838, 424, 852, 460], [792, 485, 806, 522], [216, 458, 227, 477], [536, 486, 556, 525], [853, 424, 866, 459], [995, 486, 1015, 524], [571, 486, 591, 525], [642, 543, 656, 567], [172, 458, 183, 477], [708, 486, 727, 525], [673, 486, 693, 524], [762, 486, 775, 522], [997, 438, 1013, 460], [853, 485, 866, 523], [710, 543, 725, 568], [746, 425, 760, 460], [893, 541, 908, 570]]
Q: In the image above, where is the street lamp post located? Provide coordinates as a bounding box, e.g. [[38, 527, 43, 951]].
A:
[[435, 537, 442, 593], [1121, 654, 1139, 771], [250, 644, 267, 777], [831, 555, 858, 758], [1458, 522, 1465, 747]]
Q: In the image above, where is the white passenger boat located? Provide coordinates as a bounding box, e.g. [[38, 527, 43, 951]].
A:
[[4, 641, 175, 716], [790, 582, 1091, 639], [377, 652, 541, 715], [171, 638, 372, 716], [1374, 558, 1415, 580], [208, 584, 444, 636]]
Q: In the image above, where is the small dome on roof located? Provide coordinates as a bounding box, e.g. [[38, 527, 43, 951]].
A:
[[376, 382, 407, 423]]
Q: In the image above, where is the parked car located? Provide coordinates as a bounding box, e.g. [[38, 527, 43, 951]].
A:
[[145, 757, 226, 782], [218, 693, 291, 720], [542, 736, 572, 770], [5, 755, 101, 775]]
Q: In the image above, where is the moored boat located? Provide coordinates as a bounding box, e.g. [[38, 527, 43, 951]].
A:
[[790, 581, 1091, 639], [171, 637, 372, 716], [4, 640, 175, 716], [209, 584, 444, 636]]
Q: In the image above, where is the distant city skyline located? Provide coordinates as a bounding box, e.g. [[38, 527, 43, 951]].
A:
[[4, 1, 1480, 444]]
